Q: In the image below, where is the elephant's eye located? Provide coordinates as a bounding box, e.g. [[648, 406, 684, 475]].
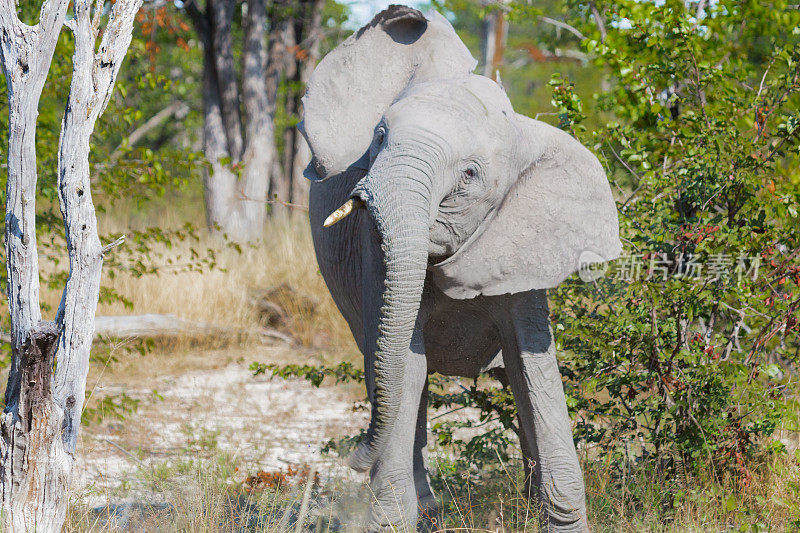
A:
[[463, 168, 477, 180]]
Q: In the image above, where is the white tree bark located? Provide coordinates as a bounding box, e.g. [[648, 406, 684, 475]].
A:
[[0, 0, 142, 530], [201, 33, 239, 234], [0, 0, 69, 425], [0, 2, 72, 530]]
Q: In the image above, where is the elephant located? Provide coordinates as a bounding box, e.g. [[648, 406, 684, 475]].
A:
[[300, 5, 621, 532]]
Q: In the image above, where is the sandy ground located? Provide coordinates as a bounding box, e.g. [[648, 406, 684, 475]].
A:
[[75, 362, 369, 507], [72, 350, 800, 527]]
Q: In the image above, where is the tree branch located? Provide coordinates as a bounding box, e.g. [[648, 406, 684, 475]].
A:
[[589, 2, 608, 42], [106, 100, 189, 165], [539, 16, 586, 40]]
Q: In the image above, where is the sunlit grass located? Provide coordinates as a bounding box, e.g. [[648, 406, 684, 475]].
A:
[[66, 445, 800, 532]]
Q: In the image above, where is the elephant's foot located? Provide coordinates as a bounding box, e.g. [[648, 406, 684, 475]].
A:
[[416, 498, 440, 533], [535, 484, 589, 533], [523, 455, 587, 532], [365, 467, 418, 532]]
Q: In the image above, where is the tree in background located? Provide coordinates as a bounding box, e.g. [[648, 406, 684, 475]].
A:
[[0, 0, 142, 529], [180, 0, 327, 238], [183, 0, 275, 240], [479, 0, 506, 80], [280, 0, 325, 215]]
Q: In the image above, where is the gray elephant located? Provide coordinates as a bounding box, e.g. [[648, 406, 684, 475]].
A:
[[300, 6, 621, 532]]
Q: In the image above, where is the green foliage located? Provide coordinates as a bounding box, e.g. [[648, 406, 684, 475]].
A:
[[250, 360, 363, 386], [549, 72, 586, 131], [426, 375, 518, 473], [82, 392, 141, 426], [549, 0, 800, 473]]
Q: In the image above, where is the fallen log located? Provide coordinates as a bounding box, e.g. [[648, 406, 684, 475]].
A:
[[0, 314, 295, 346], [94, 314, 296, 345]]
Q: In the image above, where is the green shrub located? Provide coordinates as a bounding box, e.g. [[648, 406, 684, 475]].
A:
[[551, 0, 800, 475]]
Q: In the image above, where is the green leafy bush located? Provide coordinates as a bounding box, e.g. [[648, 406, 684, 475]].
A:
[[551, 0, 800, 475]]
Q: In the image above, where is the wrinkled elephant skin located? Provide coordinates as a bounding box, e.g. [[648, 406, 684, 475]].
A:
[[302, 5, 621, 532]]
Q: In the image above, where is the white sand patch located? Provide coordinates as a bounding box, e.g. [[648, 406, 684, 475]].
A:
[[75, 363, 368, 505]]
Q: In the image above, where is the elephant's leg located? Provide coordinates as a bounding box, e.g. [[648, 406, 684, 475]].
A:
[[495, 290, 588, 532], [488, 368, 539, 503], [365, 327, 428, 532], [413, 377, 438, 531]]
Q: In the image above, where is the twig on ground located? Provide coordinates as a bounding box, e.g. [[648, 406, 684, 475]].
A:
[[294, 465, 317, 533]]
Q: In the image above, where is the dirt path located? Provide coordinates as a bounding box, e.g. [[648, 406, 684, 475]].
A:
[[75, 363, 369, 506]]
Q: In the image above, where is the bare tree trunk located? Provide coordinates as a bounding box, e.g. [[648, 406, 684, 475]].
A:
[[187, 0, 276, 239], [0, 0, 141, 530], [240, 0, 274, 239], [276, 13, 298, 217], [0, 0, 66, 411], [209, 0, 243, 162], [480, 2, 506, 80], [480, 8, 497, 78], [198, 0, 242, 237], [269, 0, 324, 215], [265, 8, 286, 116], [201, 31, 239, 235], [0, 1, 71, 529], [492, 9, 506, 78], [290, 0, 324, 213], [266, 6, 290, 216], [282, 7, 305, 206]]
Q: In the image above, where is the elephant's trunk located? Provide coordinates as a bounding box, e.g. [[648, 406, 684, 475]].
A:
[[348, 157, 431, 473]]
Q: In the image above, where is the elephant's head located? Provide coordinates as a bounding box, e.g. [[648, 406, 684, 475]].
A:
[[301, 5, 621, 472]]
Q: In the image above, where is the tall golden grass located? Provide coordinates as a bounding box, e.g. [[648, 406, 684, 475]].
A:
[[37, 210, 356, 356]]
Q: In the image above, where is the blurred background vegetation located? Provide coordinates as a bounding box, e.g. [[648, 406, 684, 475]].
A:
[[2, 0, 800, 530]]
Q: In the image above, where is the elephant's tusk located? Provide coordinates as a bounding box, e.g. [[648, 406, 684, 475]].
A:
[[323, 198, 363, 227]]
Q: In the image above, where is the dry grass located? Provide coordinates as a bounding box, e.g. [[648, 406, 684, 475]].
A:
[[93, 216, 351, 348], [37, 203, 350, 343], [584, 453, 800, 531], [34, 213, 359, 384], [65, 444, 800, 532], [40, 206, 799, 532]]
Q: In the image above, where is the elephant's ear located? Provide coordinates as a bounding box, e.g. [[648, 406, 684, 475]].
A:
[[301, 5, 476, 178], [432, 115, 622, 299]]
